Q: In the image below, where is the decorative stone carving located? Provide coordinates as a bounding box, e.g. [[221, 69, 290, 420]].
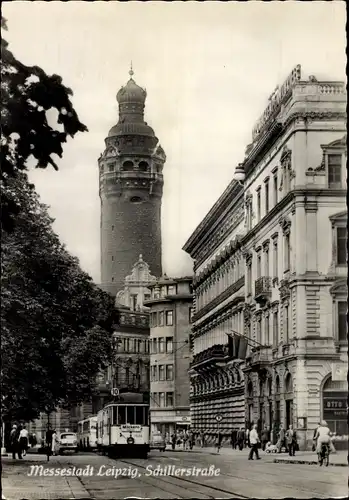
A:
[[278, 215, 291, 234], [279, 279, 290, 301]]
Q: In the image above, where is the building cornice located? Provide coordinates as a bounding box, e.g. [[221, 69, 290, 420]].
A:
[[192, 277, 244, 324], [183, 181, 243, 256], [240, 187, 347, 248]]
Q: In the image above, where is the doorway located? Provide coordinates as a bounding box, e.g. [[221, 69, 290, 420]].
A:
[[285, 400, 293, 428]]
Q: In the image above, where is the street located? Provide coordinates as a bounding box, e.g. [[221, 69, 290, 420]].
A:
[[2, 447, 348, 499]]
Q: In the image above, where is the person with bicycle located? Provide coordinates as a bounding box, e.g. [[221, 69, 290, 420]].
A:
[[315, 420, 335, 455]]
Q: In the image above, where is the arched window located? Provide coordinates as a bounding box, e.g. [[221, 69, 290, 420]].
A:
[[275, 375, 280, 394], [285, 373, 293, 394], [138, 161, 149, 172], [322, 375, 348, 441], [122, 160, 134, 171]]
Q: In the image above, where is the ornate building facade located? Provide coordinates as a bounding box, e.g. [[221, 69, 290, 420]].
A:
[[184, 65, 347, 450], [93, 255, 155, 414], [99, 68, 165, 296], [145, 277, 193, 436], [183, 181, 246, 440]]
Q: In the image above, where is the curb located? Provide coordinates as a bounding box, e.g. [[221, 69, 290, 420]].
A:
[[273, 458, 347, 467]]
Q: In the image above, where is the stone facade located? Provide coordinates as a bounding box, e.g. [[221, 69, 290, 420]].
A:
[[184, 66, 347, 450], [183, 181, 246, 440], [99, 69, 165, 296], [145, 277, 192, 436]]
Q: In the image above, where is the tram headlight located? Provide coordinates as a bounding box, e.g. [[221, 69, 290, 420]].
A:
[[127, 437, 135, 445]]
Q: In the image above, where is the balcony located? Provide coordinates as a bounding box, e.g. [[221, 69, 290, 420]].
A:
[[245, 346, 273, 372], [254, 277, 272, 305], [190, 344, 229, 371]]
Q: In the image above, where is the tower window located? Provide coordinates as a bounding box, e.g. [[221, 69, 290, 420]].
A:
[[130, 196, 142, 203], [139, 161, 149, 172], [108, 164, 114, 172], [122, 161, 134, 171]]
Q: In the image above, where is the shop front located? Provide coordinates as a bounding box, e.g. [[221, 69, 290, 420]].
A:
[[322, 375, 348, 451]]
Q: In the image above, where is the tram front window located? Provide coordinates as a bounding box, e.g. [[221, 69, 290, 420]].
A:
[[127, 406, 135, 424], [117, 406, 126, 425], [144, 407, 149, 426], [136, 406, 144, 425]]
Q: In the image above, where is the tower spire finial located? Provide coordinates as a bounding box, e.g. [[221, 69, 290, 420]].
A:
[[129, 61, 134, 78]]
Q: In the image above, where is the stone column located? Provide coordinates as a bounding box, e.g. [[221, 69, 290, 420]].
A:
[[305, 199, 318, 272], [294, 358, 308, 450], [295, 203, 307, 275]]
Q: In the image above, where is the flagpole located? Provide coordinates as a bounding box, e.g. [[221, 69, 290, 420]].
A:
[[226, 330, 269, 348]]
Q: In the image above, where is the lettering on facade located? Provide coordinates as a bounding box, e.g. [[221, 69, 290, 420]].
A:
[[252, 65, 301, 141], [323, 393, 348, 421]]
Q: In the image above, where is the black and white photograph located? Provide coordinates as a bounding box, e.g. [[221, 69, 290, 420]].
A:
[[1, 1, 347, 499]]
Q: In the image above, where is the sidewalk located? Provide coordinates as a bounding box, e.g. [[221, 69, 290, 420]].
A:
[[165, 444, 348, 466], [1, 455, 90, 500]]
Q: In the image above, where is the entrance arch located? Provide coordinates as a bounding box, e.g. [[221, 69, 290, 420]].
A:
[[322, 375, 348, 450]]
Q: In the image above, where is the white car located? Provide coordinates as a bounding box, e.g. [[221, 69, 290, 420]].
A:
[[58, 432, 78, 454]]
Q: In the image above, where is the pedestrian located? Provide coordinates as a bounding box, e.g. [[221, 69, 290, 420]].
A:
[[171, 432, 176, 450], [237, 426, 245, 451], [18, 425, 29, 457], [285, 425, 297, 456], [245, 426, 251, 448], [248, 424, 261, 460], [312, 423, 320, 452], [215, 431, 222, 454], [183, 430, 189, 450], [230, 429, 235, 449], [200, 430, 205, 448], [51, 430, 58, 455], [261, 425, 270, 451], [188, 429, 194, 450], [277, 426, 287, 453], [10, 425, 22, 459], [45, 425, 55, 457]]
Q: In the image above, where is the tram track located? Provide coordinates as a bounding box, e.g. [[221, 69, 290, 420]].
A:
[[150, 453, 340, 499], [119, 459, 249, 499]]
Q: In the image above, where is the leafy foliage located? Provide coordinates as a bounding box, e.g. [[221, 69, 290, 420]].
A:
[[1, 17, 87, 232], [1, 174, 116, 422]]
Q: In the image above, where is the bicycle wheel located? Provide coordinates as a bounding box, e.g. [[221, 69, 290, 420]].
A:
[[318, 453, 323, 466], [325, 452, 329, 467]]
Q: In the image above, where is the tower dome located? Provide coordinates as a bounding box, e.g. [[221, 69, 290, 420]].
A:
[[116, 70, 147, 105], [108, 66, 156, 139]]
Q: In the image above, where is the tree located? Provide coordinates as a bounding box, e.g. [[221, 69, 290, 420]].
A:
[[1, 17, 87, 232], [1, 174, 116, 422]]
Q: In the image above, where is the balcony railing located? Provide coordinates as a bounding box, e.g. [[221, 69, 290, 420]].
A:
[[254, 277, 272, 304], [190, 344, 228, 370], [245, 346, 273, 372]]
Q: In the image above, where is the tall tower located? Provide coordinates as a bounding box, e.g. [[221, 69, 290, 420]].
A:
[[99, 68, 165, 296]]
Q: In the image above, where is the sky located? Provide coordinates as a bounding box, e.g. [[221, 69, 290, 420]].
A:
[[3, 1, 346, 283]]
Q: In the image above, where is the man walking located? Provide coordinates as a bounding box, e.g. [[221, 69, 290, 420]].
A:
[[10, 425, 22, 459], [248, 424, 261, 460], [237, 427, 245, 451], [286, 425, 297, 456]]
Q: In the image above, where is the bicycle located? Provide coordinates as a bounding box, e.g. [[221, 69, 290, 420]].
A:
[[318, 443, 330, 467]]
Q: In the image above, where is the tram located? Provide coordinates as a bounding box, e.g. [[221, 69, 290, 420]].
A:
[[77, 416, 98, 451], [96, 392, 150, 458]]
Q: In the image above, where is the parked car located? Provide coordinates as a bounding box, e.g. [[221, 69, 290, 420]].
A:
[[149, 433, 166, 452], [58, 432, 78, 454]]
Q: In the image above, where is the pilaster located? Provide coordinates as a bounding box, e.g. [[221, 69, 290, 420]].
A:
[[305, 199, 318, 272]]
